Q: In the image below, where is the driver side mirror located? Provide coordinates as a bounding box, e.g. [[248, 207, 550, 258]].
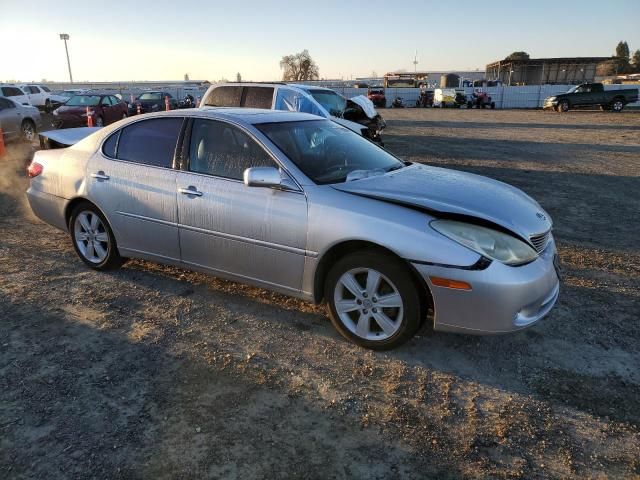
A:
[[244, 167, 298, 191]]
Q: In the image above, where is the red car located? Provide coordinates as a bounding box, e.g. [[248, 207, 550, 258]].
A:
[[367, 87, 386, 108], [52, 93, 128, 128]]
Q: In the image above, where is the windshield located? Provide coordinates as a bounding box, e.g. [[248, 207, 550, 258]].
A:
[[566, 86, 579, 93], [139, 92, 163, 101], [65, 95, 101, 106], [257, 120, 404, 185], [308, 90, 347, 116]]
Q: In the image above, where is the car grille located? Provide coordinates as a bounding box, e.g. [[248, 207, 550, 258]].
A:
[[530, 231, 551, 253]]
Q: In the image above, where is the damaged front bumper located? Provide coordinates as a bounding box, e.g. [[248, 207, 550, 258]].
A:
[[412, 237, 560, 334]]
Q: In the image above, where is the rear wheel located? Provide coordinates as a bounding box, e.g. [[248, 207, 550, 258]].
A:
[[95, 116, 104, 127], [611, 99, 624, 112], [69, 202, 124, 270], [325, 251, 423, 350]]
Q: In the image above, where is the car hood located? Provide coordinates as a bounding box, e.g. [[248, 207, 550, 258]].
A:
[[56, 105, 97, 114], [349, 95, 377, 119], [331, 163, 552, 242]]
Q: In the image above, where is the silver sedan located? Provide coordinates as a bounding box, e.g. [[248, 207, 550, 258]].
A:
[[0, 95, 42, 143], [26, 109, 560, 349]]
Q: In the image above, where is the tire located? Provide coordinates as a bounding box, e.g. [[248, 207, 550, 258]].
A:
[[611, 98, 624, 112], [20, 119, 36, 143], [490, 102, 496, 109], [44, 100, 52, 113], [69, 202, 124, 271], [95, 116, 104, 127], [559, 100, 570, 112], [325, 251, 423, 350], [467, 101, 473, 108]]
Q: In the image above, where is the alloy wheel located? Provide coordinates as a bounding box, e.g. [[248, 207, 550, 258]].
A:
[[74, 211, 110, 264], [96, 117, 104, 127], [333, 267, 404, 341], [613, 101, 623, 112], [22, 122, 35, 141]]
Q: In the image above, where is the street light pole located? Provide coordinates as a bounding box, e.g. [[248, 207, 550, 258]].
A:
[[59, 33, 73, 83]]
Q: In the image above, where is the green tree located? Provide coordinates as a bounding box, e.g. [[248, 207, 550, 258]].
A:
[[631, 49, 640, 71], [615, 41, 630, 62], [279, 50, 319, 81], [505, 51, 530, 61], [236, 72, 242, 82]]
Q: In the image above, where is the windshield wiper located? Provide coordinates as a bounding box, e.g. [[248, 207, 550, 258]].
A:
[[386, 164, 405, 173]]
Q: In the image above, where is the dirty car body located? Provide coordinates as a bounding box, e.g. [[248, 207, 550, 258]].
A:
[[26, 109, 559, 349]]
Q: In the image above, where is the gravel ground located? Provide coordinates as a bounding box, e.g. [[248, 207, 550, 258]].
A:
[[1, 109, 639, 479]]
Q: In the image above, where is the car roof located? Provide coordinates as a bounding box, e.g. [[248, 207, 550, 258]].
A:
[[288, 84, 335, 92], [141, 108, 323, 125]]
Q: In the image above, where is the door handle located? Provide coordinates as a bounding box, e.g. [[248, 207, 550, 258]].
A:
[[90, 171, 110, 180], [178, 186, 203, 197]]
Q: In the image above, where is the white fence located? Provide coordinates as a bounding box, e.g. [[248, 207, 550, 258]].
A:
[[332, 84, 640, 109]]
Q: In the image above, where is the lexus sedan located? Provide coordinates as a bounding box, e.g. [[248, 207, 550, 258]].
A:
[[26, 109, 560, 350]]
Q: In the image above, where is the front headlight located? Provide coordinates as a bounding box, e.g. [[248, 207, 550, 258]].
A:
[[547, 96, 556, 102], [431, 220, 538, 266]]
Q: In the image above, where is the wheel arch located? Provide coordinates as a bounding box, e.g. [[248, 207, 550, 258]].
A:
[[64, 197, 110, 231], [312, 239, 434, 325]]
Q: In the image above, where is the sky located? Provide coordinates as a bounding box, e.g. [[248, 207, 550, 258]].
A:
[[1, 0, 639, 83]]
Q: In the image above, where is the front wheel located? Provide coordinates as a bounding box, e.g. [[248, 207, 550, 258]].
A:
[[325, 251, 423, 350], [69, 202, 124, 270], [558, 100, 570, 112]]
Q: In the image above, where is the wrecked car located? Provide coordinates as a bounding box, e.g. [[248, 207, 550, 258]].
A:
[[200, 83, 386, 145], [27, 109, 559, 350]]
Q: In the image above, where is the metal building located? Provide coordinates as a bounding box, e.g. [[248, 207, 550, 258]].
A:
[[485, 57, 616, 85]]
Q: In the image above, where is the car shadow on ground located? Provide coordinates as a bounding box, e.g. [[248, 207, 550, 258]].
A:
[[2, 297, 462, 479]]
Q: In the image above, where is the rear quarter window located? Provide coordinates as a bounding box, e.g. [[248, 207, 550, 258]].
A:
[[203, 86, 243, 107], [102, 131, 119, 158], [116, 117, 184, 168], [242, 87, 274, 108]]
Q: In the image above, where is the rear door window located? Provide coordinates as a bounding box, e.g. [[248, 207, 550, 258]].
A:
[[28, 86, 40, 94], [188, 119, 276, 180], [116, 117, 183, 168], [242, 87, 274, 108], [203, 86, 243, 107], [1, 87, 23, 97]]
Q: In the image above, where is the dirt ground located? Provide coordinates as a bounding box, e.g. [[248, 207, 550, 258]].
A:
[[1, 108, 639, 479]]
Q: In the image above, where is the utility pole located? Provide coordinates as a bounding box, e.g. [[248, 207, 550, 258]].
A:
[[413, 49, 419, 72], [59, 33, 73, 83]]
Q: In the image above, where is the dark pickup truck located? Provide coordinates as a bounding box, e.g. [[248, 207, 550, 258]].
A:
[[543, 83, 638, 112]]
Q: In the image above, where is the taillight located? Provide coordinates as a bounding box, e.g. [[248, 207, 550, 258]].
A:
[[27, 162, 43, 178]]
